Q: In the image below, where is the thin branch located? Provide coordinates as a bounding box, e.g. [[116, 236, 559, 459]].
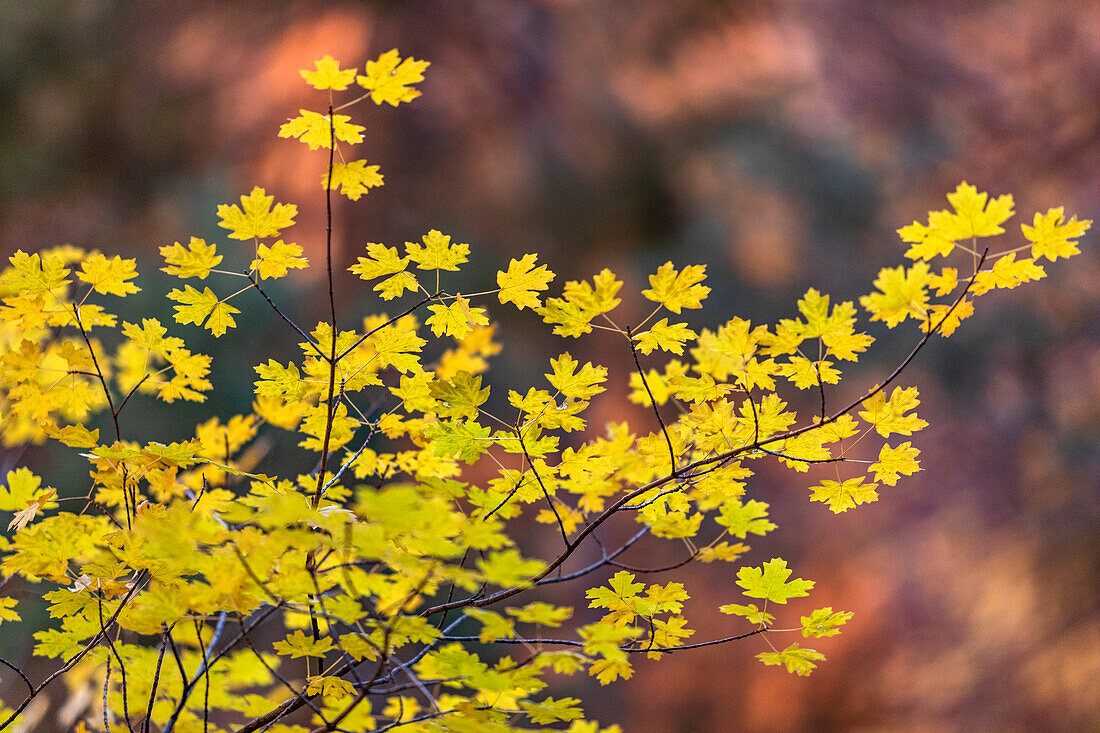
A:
[[141, 625, 170, 733], [97, 593, 135, 732], [516, 426, 569, 545], [626, 325, 677, 476], [161, 611, 228, 733], [0, 657, 32, 698], [103, 652, 112, 733], [246, 272, 326, 360], [484, 473, 528, 520], [236, 615, 327, 721], [442, 625, 769, 654], [335, 291, 439, 363], [310, 105, 342, 512], [114, 372, 152, 416], [0, 569, 149, 732], [535, 527, 650, 586]]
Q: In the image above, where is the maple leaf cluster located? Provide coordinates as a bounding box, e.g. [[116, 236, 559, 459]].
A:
[[0, 50, 1089, 733]]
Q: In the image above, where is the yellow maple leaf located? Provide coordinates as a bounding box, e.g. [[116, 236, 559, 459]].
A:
[[633, 319, 697, 355], [252, 395, 305, 430], [776, 356, 841, 390], [278, 109, 365, 151], [43, 423, 100, 448], [0, 468, 44, 511], [642, 262, 710, 314], [971, 253, 1046, 295], [217, 187, 298, 240], [870, 441, 921, 486], [405, 230, 469, 271], [1023, 207, 1091, 261], [195, 414, 258, 458], [928, 267, 958, 296], [563, 269, 623, 315], [858, 386, 927, 437], [546, 353, 607, 401], [159, 237, 221, 279], [426, 296, 489, 339], [736, 558, 814, 604], [325, 160, 383, 200], [860, 261, 930, 328], [349, 242, 408, 279], [898, 219, 956, 261], [167, 285, 240, 337], [810, 476, 879, 513], [944, 182, 1014, 238], [497, 254, 555, 310], [121, 318, 184, 356], [250, 240, 308, 279], [300, 55, 357, 90], [356, 48, 430, 107], [0, 597, 21, 625], [273, 630, 333, 658], [757, 643, 826, 676], [6, 251, 70, 294], [77, 254, 140, 296], [305, 674, 355, 702]]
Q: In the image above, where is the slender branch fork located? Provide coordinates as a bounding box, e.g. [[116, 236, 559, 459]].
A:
[[0, 570, 150, 730], [420, 250, 988, 619]]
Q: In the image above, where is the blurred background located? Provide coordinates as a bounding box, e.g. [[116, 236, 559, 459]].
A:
[[2, 1, 1098, 731]]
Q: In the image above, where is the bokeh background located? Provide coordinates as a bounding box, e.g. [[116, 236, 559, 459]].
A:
[[2, 1, 1099, 731]]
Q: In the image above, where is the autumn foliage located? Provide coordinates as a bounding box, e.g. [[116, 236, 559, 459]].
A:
[[0, 51, 1090, 732]]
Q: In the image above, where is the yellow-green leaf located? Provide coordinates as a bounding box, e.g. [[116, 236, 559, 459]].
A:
[[1023, 207, 1091, 262], [757, 643, 826, 676], [735, 558, 813, 604], [326, 160, 383, 200], [250, 240, 308, 280], [160, 237, 221, 279], [633, 319, 697, 355]]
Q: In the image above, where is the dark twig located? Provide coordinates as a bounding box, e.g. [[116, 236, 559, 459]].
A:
[[236, 615, 327, 720], [311, 105, 341, 511], [115, 372, 152, 416], [516, 425, 569, 545], [626, 325, 677, 476], [141, 625, 170, 733], [246, 272, 326, 359], [484, 473, 528, 520], [0, 569, 149, 732], [0, 657, 32, 698], [97, 593, 134, 732], [442, 625, 769, 654]]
